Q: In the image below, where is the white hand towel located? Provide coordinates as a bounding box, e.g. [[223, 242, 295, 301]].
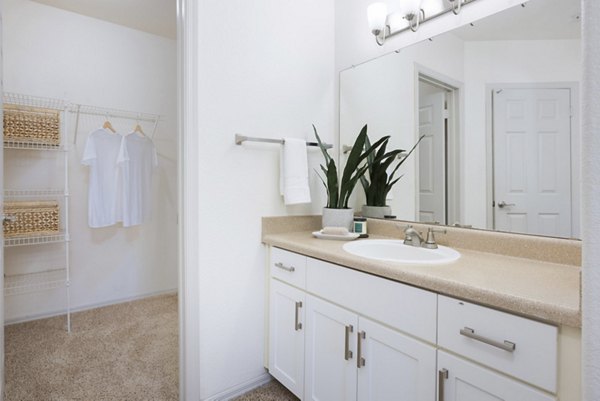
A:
[[279, 138, 311, 205]]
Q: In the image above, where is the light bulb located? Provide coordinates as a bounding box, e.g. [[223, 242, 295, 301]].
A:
[[367, 2, 388, 35]]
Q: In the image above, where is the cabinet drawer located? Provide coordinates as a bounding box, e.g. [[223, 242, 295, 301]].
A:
[[270, 247, 306, 289], [438, 295, 557, 393], [306, 257, 437, 343]]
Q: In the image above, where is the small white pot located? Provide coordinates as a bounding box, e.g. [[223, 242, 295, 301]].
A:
[[361, 205, 392, 219], [322, 207, 354, 231]]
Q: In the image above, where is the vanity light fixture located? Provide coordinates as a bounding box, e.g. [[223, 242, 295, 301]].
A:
[[400, 0, 424, 32], [367, 0, 474, 46], [367, 2, 389, 46]]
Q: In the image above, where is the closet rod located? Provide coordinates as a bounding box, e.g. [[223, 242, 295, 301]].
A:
[[235, 134, 333, 149], [72, 105, 161, 145]]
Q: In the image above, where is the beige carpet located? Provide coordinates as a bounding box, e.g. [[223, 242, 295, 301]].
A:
[[4, 294, 178, 401], [233, 380, 299, 401]]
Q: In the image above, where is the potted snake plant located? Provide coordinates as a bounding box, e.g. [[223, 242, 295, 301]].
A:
[[360, 134, 424, 218], [314, 124, 385, 230]]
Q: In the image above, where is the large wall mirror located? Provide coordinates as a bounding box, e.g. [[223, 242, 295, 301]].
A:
[[340, 0, 581, 239]]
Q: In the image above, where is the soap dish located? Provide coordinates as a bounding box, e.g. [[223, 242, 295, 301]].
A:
[[312, 231, 360, 241]]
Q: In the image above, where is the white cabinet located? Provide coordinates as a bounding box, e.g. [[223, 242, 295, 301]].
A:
[[357, 317, 436, 401], [304, 295, 358, 401], [271, 247, 307, 289], [437, 351, 555, 401], [438, 295, 557, 392], [269, 279, 305, 399], [304, 294, 436, 401], [306, 257, 437, 343], [266, 247, 562, 401]]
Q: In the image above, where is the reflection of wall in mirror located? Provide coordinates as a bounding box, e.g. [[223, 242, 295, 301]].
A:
[[340, 34, 581, 235], [463, 39, 581, 233], [339, 33, 464, 220]]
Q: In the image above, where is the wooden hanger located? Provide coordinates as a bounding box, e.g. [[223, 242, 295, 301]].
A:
[[133, 120, 145, 137], [103, 114, 116, 133]]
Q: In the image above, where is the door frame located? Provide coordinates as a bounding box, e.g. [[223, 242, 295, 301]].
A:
[[177, 0, 201, 400], [414, 65, 463, 226], [485, 82, 580, 238]]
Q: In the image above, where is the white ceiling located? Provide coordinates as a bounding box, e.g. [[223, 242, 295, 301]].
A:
[[30, 0, 579, 44], [31, 0, 177, 39], [452, 0, 581, 41]]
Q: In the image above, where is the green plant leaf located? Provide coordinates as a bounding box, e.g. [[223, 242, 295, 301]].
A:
[[326, 159, 339, 208], [361, 133, 424, 207], [313, 125, 332, 165]]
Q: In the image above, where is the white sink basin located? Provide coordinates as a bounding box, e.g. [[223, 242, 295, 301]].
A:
[[342, 239, 460, 264]]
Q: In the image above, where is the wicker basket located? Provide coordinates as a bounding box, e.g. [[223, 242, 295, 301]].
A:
[[3, 201, 60, 238], [3, 104, 61, 146]]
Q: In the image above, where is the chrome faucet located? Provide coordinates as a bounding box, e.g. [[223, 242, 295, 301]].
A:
[[401, 225, 447, 249], [423, 227, 447, 249], [403, 225, 424, 247]]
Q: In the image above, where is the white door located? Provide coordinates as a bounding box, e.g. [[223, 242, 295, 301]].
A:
[[493, 88, 572, 237], [418, 86, 446, 224], [357, 317, 436, 401], [305, 295, 358, 401], [269, 279, 305, 399], [437, 351, 555, 401]]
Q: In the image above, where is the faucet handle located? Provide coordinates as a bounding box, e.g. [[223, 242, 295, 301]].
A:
[[424, 227, 447, 249]]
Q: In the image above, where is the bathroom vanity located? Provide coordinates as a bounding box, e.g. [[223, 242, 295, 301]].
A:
[[262, 216, 581, 401]]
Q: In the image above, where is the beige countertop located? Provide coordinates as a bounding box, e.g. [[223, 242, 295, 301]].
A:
[[263, 230, 581, 328]]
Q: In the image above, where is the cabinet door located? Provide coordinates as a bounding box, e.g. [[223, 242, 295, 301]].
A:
[[357, 317, 436, 401], [437, 351, 556, 401], [269, 279, 305, 399], [305, 295, 358, 401]]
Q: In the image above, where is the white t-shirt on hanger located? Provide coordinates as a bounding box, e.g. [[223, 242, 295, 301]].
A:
[[118, 133, 158, 227], [81, 128, 125, 228]]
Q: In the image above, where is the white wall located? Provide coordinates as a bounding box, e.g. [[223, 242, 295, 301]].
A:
[[194, 0, 334, 398], [3, 0, 178, 321], [462, 39, 582, 229]]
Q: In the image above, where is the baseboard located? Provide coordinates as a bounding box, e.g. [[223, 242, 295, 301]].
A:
[[204, 372, 272, 401], [4, 288, 178, 326]]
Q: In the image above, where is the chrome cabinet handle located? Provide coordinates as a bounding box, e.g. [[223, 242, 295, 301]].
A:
[[497, 201, 516, 208], [438, 369, 448, 401], [460, 327, 516, 352], [294, 301, 302, 331], [357, 331, 366, 368], [275, 262, 295, 272], [344, 325, 353, 360]]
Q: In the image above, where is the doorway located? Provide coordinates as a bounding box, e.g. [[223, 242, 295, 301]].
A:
[[1, 0, 180, 399], [417, 73, 460, 226]]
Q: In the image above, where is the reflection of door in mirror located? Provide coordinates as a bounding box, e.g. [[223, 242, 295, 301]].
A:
[[418, 81, 446, 224], [492, 86, 575, 238], [417, 75, 459, 226]]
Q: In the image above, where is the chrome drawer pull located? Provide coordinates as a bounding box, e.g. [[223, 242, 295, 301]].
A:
[[357, 331, 366, 368], [344, 325, 353, 360], [438, 369, 448, 401], [274, 262, 295, 272], [460, 327, 516, 352], [294, 301, 303, 331]]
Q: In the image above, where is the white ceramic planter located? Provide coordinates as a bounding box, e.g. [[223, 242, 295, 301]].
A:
[[322, 207, 354, 231], [361, 205, 392, 219]]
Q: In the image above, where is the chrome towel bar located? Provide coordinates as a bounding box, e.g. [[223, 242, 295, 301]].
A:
[[235, 133, 333, 149]]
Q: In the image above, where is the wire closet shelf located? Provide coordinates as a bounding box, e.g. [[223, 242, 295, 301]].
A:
[[3, 91, 72, 332], [71, 103, 161, 144], [5, 268, 67, 296]]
